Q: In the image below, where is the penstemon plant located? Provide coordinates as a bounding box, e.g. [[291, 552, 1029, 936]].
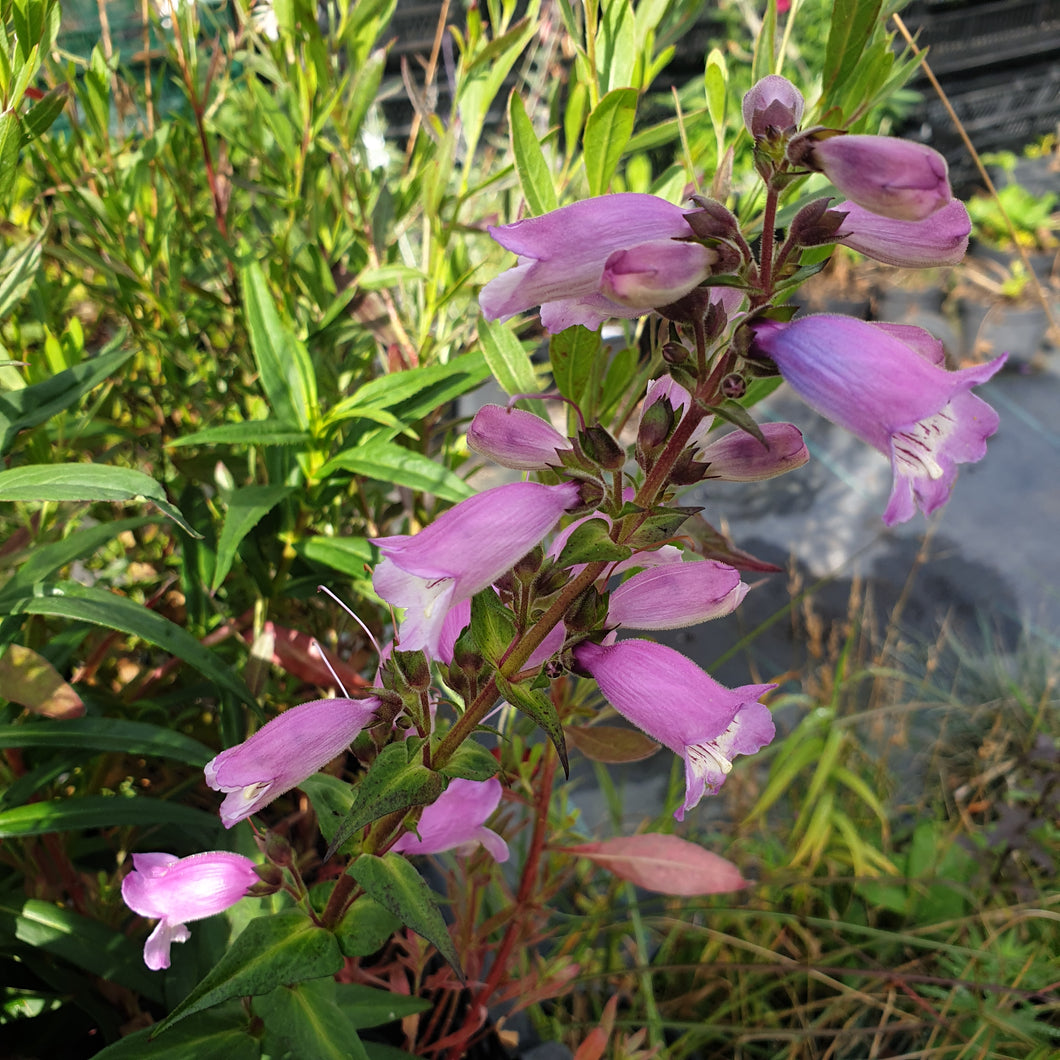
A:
[[114, 69, 1006, 1060], [0, 0, 1020, 1055]]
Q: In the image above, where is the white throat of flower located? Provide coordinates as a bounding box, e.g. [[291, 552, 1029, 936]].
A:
[[892, 406, 956, 481], [686, 740, 733, 778]]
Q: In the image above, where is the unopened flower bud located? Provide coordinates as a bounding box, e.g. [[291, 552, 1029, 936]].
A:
[[467, 404, 570, 470], [600, 240, 716, 309], [263, 832, 294, 868], [579, 425, 625, 470], [835, 198, 970, 267], [250, 864, 285, 893], [742, 74, 805, 138], [720, 373, 747, 400], [699, 422, 809, 481], [661, 341, 689, 365], [393, 648, 432, 691], [788, 133, 951, 222], [787, 197, 849, 248], [683, 197, 742, 241]]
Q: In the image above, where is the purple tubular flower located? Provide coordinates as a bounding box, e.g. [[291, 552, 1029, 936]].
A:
[[751, 315, 1006, 525], [608, 559, 748, 630], [600, 240, 716, 309], [798, 135, 951, 222], [698, 422, 809, 481], [373, 480, 582, 657], [121, 851, 259, 969], [574, 639, 775, 820], [467, 405, 570, 470], [479, 193, 711, 332], [205, 697, 380, 828], [835, 198, 971, 267], [391, 778, 509, 861], [742, 74, 805, 137]]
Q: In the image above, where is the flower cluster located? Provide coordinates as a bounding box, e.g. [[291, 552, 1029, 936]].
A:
[[121, 74, 1004, 979]]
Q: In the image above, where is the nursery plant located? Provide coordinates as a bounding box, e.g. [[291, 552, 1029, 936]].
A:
[[1, 0, 1055, 1056]]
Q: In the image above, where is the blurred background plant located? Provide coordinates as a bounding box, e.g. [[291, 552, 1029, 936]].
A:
[[1, 0, 1057, 1055]]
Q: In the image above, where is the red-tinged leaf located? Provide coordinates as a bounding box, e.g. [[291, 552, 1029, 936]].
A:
[[573, 994, 618, 1060], [243, 621, 368, 693], [560, 834, 749, 896], [565, 724, 660, 764], [0, 644, 84, 718]]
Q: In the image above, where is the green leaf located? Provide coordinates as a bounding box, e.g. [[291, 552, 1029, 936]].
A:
[[166, 420, 310, 448], [334, 895, 400, 958], [597, 0, 636, 93], [0, 235, 42, 319], [325, 742, 445, 859], [348, 854, 462, 978], [241, 262, 318, 433], [508, 90, 558, 216], [549, 326, 600, 407], [438, 741, 499, 782], [0, 463, 198, 537], [294, 536, 374, 579], [7, 898, 164, 1003], [0, 111, 21, 205], [583, 87, 638, 196], [299, 773, 356, 848], [469, 588, 517, 664], [822, 0, 884, 97], [156, 911, 344, 1035], [319, 441, 473, 502], [0, 794, 222, 839], [0, 717, 213, 766], [703, 48, 727, 161], [0, 337, 134, 455], [477, 316, 541, 401], [20, 86, 68, 142], [751, 0, 776, 83], [213, 485, 294, 591], [553, 518, 630, 567], [255, 981, 371, 1060], [0, 516, 152, 609], [335, 981, 431, 1028], [495, 674, 568, 776], [92, 1004, 260, 1060], [7, 581, 257, 707]]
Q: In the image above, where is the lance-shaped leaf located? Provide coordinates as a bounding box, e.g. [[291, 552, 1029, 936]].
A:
[[438, 741, 499, 782], [348, 854, 462, 979], [0, 464, 198, 537], [90, 1003, 258, 1060], [496, 674, 568, 777], [469, 588, 517, 665], [0, 795, 221, 840], [334, 896, 401, 959], [553, 518, 630, 568], [254, 980, 372, 1060], [155, 911, 344, 1035], [325, 742, 445, 860], [560, 834, 748, 895], [212, 485, 294, 591]]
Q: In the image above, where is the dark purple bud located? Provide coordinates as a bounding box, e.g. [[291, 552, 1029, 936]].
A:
[[787, 197, 849, 247]]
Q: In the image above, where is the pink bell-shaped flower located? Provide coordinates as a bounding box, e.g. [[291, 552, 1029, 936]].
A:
[[121, 851, 259, 969], [391, 778, 509, 861]]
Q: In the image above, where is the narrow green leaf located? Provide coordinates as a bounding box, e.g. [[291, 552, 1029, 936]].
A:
[[255, 980, 371, 1060], [583, 87, 638, 196], [0, 794, 221, 839], [157, 911, 344, 1035], [92, 1004, 259, 1060], [597, 0, 636, 93], [213, 485, 293, 591], [751, 0, 776, 82], [294, 536, 373, 579], [478, 316, 541, 399], [0, 111, 21, 204], [549, 325, 600, 407], [553, 518, 630, 567], [319, 441, 473, 502], [0, 463, 198, 537], [20, 86, 68, 142], [166, 421, 310, 448], [508, 91, 558, 216], [11, 899, 164, 1002], [703, 48, 727, 160], [0, 717, 212, 766], [241, 262, 318, 433], [349, 854, 462, 979], [495, 674, 568, 776], [0, 235, 42, 319], [0, 338, 133, 455], [335, 982, 432, 1029], [823, 0, 883, 96], [326, 742, 445, 859], [8, 581, 257, 707]]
